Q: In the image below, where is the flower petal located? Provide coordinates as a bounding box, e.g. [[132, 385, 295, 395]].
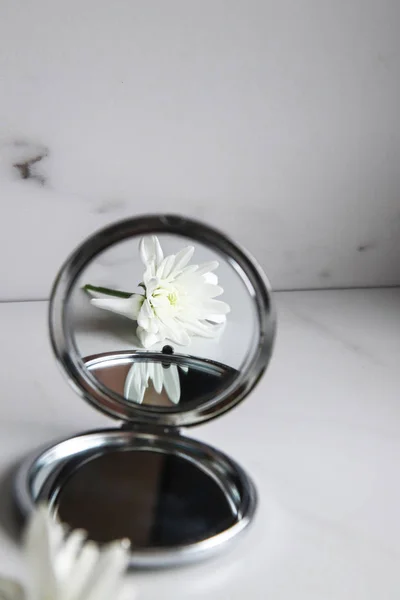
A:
[[24, 506, 59, 600], [152, 362, 164, 394], [201, 299, 231, 315], [143, 265, 155, 286], [90, 295, 143, 321], [136, 326, 161, 348], [156, 255, 176, 280], [196, 261, 219, 276], [162, 365, 181, 404], [150, 295, 170, 308], [169, 246, 195, 278], [206, 313, 227, 324], [198, 283, 224, 298], [0, 578, 25, 600], [158, 316, 191, 346], [178, 264, 199, 276], [139, 236, 163, 267], [137, 299, 154, 330], [77, 541, 130, 600], [176, 318, 217, 338], [54, 529, 86, 583], [124, 363, 146, 403], [60, 541, 100, 600], [202, 272, 218, 285], [145, 277, 159, 297]]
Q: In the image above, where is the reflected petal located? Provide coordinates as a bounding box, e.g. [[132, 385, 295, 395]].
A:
[[162, 365, 181, 404], [124, 363, 146, 404], [152, 363, 164, 394]]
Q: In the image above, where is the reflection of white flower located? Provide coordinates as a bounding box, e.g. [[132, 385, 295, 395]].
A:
[[88, 236, 230, 349], [124, 360, 188, 405], [0, 505, 131, 600]]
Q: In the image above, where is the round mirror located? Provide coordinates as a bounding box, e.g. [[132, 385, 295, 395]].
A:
[[16, 428, 257, 567], [50, 215, 275, 426]]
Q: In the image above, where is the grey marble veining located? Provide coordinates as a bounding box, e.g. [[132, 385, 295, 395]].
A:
[[1, 1, 400, 300]]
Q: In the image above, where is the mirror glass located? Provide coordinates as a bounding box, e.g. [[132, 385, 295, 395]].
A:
[[54, 448, 238, 547], [67, 232, 258, 409], [84, 354, 236, 408]]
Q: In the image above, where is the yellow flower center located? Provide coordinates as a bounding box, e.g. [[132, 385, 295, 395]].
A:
[[168, 291, 178, 306]]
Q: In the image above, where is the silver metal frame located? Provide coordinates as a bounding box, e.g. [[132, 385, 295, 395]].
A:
[[49, 214, 276, 427], [15, 428, 257, 568]]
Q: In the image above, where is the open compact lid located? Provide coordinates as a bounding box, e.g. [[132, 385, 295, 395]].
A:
[[49, 214, 276, 428]]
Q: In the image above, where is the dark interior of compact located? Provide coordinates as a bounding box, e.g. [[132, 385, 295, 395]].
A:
[[51, 448, 237, 547]]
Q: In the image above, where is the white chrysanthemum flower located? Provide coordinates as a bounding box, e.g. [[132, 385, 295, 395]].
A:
[[88, 235, 230, 349], [124, 359, 188, 405], [0, 505, 131, 600]]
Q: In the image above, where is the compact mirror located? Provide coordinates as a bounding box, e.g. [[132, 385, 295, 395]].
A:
[[15, 215, 276, 567], [69, 232, 254, 413]]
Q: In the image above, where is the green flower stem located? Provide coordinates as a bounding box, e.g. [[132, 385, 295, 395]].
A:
[[82, 284, 133, 299]]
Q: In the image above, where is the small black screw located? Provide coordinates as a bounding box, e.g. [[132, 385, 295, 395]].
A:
[[161, 345, 174, 368], [162, 345, 174, 355]]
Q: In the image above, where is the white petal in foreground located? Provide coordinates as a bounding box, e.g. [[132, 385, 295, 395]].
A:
[[0, 578, 25, 600], [53, 528, 87, 583], [61, 541, 100, 600], [78, 541, 130, 600], [24, 504, 58, 600], [23, 505, 131, 600]]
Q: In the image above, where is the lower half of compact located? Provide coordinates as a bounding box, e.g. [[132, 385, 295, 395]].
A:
[[15, 427, 257, 568]]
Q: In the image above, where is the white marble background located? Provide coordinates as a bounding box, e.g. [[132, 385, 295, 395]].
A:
[[1, 0, 400, 300]]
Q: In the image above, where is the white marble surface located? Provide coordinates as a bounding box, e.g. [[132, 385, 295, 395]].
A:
[[0, 288, 399, 598], [1, 0, 400, 299]]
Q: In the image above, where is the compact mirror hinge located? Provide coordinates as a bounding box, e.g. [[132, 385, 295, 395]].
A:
[[119, 422, 182, 436]]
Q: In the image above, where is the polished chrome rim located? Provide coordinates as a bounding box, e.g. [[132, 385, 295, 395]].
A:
[[14, 428, 257, 568], [49, 214, 276, 427]]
